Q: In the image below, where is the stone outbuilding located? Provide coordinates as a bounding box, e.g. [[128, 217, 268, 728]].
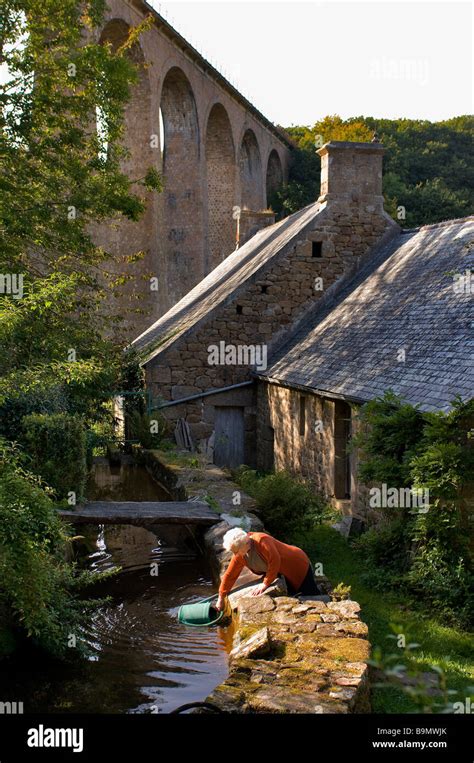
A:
[[131, 139, 473, 517], [256, 215, 474, 516]]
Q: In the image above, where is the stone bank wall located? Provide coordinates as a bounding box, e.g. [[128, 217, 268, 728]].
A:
[[203, 520, 371, 714]]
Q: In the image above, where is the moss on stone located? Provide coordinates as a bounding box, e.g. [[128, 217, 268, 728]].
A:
[[238, 623, 263, 642]]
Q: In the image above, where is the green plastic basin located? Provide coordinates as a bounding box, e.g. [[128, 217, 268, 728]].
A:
[[178, 598, 229, 627]]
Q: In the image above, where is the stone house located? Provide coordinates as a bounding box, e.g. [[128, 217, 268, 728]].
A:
[[131, 140, 474, 517], [256, 215, 474, 516]]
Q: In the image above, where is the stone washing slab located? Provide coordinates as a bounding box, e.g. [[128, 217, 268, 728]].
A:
[[203, 588, 371, 713], [203, 531, 371, 713]]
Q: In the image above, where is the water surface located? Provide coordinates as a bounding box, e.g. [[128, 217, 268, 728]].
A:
[[0, 459, 232, 713]]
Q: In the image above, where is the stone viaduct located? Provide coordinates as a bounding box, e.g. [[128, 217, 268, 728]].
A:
[[91, 0, 292, 333]]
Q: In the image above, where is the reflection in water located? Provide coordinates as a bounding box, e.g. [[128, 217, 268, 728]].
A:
[[86, 457, 171, 502], [1, 524, 233, 714]]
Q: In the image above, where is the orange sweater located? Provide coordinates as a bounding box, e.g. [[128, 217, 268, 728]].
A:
[[218, 531, 311, 596]]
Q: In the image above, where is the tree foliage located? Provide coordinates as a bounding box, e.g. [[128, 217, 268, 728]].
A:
[[272, 114, 474, 227], [352, 393, 474, 626], [21, 412, 87, 501], [0, 0, 161, 658], [0, 440, 112, 657], [0, 0, 162, 408]]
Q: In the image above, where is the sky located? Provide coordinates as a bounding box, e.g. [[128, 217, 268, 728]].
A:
[[153, 0, 473, 127]]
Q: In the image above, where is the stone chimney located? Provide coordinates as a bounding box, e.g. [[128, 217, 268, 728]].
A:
[[317, 141, 385, 211]]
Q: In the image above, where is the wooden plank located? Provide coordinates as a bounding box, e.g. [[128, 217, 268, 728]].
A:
[[58, 501, 220, 526]]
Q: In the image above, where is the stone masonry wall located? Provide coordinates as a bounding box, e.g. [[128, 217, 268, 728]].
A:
[[88, 0, 291, 337], [146, 195, 397, 459], [205, 590, 371, 714], [256, 381, 381, 520], [256, 381, 337, 499]]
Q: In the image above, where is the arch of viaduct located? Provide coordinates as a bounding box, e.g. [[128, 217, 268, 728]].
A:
[[91, 0, 292, 333]]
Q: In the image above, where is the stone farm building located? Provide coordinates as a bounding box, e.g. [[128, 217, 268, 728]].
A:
[[131, 139, 474, 518]]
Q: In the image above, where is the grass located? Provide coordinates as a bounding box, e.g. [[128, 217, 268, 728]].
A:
[[155, 448, 202, 469], [292, 524, 474, 713]]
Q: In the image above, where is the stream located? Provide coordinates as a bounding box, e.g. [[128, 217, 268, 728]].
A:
[[0, 458, 232, 713]]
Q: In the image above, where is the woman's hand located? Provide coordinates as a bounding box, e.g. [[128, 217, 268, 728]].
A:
[[251, 583, 268, 597], [214, 595, 225, 611]]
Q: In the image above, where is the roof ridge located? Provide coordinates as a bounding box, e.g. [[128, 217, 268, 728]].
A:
[[132, 200, 322, 361], [416, 214, 474, 232]]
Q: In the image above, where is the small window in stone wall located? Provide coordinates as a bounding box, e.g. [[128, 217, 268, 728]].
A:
[[261, 285, 268, 294], [312, 241, 323, 258], [299, 395, 306, 436], [236, 304, 243, 314]]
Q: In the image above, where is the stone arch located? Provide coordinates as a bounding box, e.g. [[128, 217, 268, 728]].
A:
[[160, 66, 203, 302], [239, 129, 264, 210], [265, 149, 283, 207], [99, 19, 152, 179], [96, 18, 157, 336], [205, 103, 236, 268]]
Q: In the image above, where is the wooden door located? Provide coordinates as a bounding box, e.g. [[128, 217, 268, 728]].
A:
[[214, 407, 245, 468]]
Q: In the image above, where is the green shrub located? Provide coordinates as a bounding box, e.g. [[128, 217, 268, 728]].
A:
[[20, 413, 87, 502], [406, 537, 473, 626], [331, 582, 352, 601], [127, 410, 169, 450], [236, 468, 329, 540], [352, 391, 425, 486], [85, 412, 118, 467], [353, 518, 412, 587], [0, 384, 69, 442], [353, 393, 474, 627], [0, 440, 108, 658]]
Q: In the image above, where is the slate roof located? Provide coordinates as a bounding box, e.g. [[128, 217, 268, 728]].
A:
[[258, 217, 474, 412], [132, 201, 323, 363]]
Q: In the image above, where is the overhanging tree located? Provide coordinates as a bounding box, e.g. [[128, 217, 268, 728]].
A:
[[0, 0, 162, 658], [0, 0, 161, 413]]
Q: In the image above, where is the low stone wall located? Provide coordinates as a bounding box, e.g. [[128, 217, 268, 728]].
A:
[[207, 595, 370, 713], [203, 520, 370, 714], [142, 448, 371, 713]]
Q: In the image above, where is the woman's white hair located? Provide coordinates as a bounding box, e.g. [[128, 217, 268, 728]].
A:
[[223, 527, 249, 553]]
